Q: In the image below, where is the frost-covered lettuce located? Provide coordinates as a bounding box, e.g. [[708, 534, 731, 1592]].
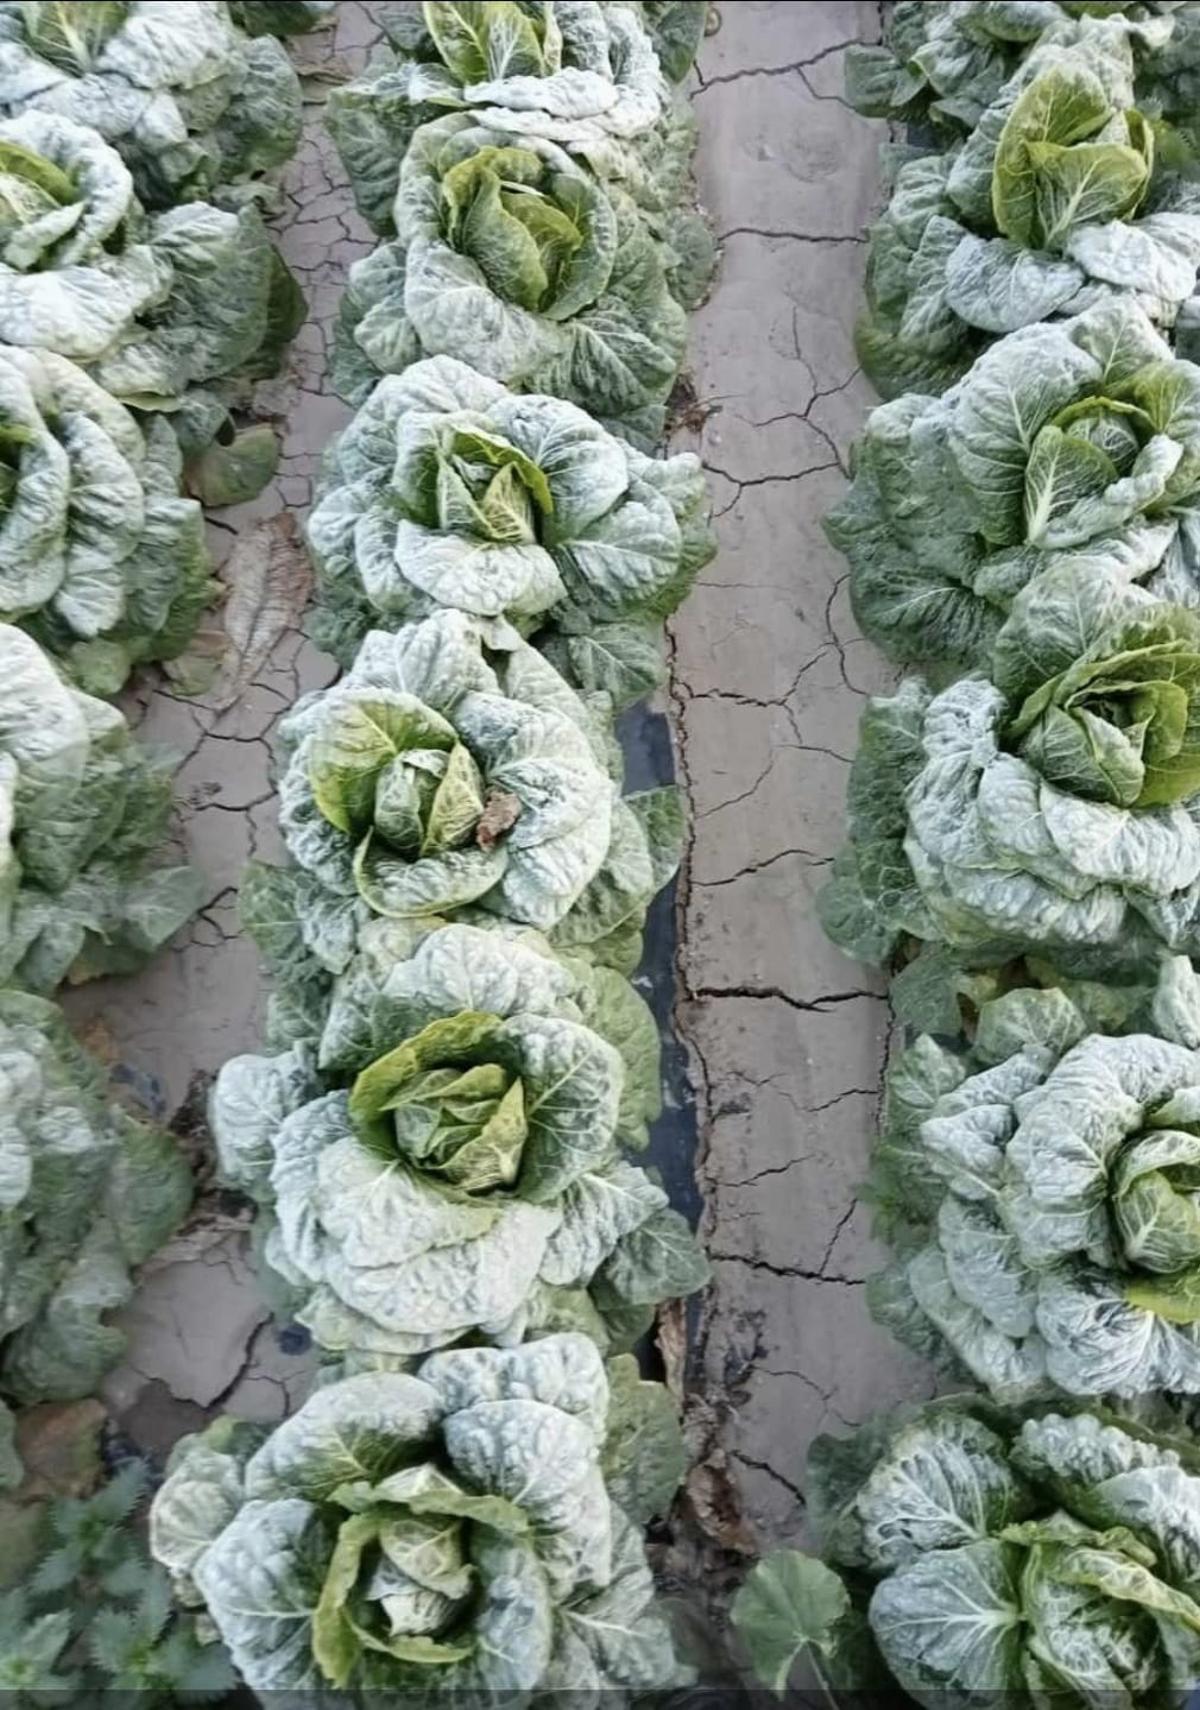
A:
[[868, 964, 1200, 1397], [272, 610, 682, 970], [844, 1, 1176, 129], [858, 27, 1200, 399], [0, 347, 214, 693], [820, 568, 1200, 972], [0, 623, 199, 991], [0, 1, 305, 207], [0, 109, 302, 507], [211, 923, 705, 1360], [151, 1337, 685, 1702], [331, 116, 687, 443], [328, 2, 676, 236], [0, 987, 191, 1404], [309, 356, 711, 697], [829, 301, 1200, 670], [733, 1398, 1200, 1708]]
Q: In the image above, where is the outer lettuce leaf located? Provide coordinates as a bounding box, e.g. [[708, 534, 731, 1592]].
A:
[[0, 986, 191, 1405], [0, 623, 200, 990]]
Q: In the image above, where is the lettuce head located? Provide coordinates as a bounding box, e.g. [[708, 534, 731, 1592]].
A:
[[150, 1336, 687, 1701], [820, 562, 1200, 972], [332, 115, 687, 446], [829, 300, 1200, 670], [272, 610, 682, 967], [734, 1397, 1200, 1707], [327, 1, 676, 236], [870, 963, 1200, 1397], [309, 355, 711, 698], [211, 922, 706, 1360], [858, 25, 1200, 399], [0, 1, 305, 206]]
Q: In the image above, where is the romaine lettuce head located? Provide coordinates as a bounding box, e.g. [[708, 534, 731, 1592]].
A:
[[858, 26, 1200, 400], [273, 610, 682, 963], [0, 1, 304, 206], [327, 1, 674, 236], [331, 115, 687, 443], [150, 1337, 687, 1700], [210, 923, 704, 1360], [733, 1397, 1200, 1708], [870, 961, 1200, 1397], [830, 300, 1200, 670], [0, 986, 191, 1404], [821, 572, 1200, 972], [845, 1, 1176, 129], [308, 356, 711, 692], [0, 346, 215, 692], [0, 623, 200, 990]]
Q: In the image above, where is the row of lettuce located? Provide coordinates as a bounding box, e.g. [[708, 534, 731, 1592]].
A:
[[0, 3, 341, 1699], [0, 0, 339, 1483], [123, 5, 721, 1705], [732, 5, 1200, 1707]]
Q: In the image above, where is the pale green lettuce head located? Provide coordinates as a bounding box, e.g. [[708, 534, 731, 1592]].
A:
[[0, 346, 215, 692], [150, 1337, 686, 1701], [0, 623, 200, 991], [327, 1, 676, 235], [309, 356, 711, 693], [734, 1398, 1200, 1708], [0, 987, 191, 1405], [332, 114, 687, 444], [211, 922, 705, 1360], [829, 300, 1200, 670], [857, 25, 1200, 400], [273, 610, 682, 967], [869, 963, 1200, 1397], [0, 1, 305, 206]]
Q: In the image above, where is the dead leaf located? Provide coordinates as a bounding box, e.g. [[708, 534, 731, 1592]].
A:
[[209, 513, 314, 711], [475, 789, 522, 850], [15, 1400, 106, 1501]]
